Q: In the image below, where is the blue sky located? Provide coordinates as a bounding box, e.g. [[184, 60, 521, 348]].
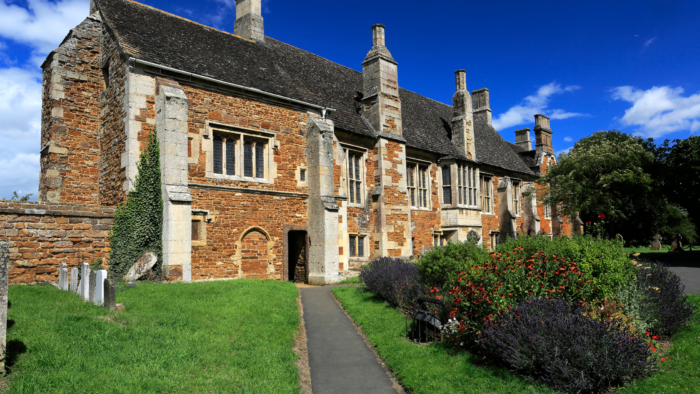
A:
[[1, 0, 699, 200]]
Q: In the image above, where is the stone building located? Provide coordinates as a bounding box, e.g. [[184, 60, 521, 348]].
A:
[[32, 0, 575, 284]]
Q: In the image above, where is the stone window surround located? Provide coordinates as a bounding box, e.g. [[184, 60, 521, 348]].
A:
[[480, 173, 495, 215], [341, 144, 368, 208], [433, 230, 456, 246], [489, 231, 500, 251], [406, 158, 432, 211], [296, 166, 307, 188], [348, 233, 368, 259], [439, 160, 481, 211], [203, 121, 277, 185], [191, 209, 212, 247], [512, 179, 522, 217]]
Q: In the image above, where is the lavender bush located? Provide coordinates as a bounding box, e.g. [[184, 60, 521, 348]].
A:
[[617, 261, 696, 336], [360, 258, 422, 310], [478, 298, 655, 393]]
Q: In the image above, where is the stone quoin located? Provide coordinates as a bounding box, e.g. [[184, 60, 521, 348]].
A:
[[0, 0, 577, 284]]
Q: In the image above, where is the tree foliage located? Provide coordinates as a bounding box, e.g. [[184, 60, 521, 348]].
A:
[[538, 131, 663, 244], [108, 129, 163, 279]]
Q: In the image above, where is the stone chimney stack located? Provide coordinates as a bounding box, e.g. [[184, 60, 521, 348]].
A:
[[234, 0, 264, 42], [361, 24, 402, 136], [451, 70, 476, 159], [514, 128, 532, 150], [89, 0, 97, 14], [534, 114, 553, 154], [472, 88, 492, 127]]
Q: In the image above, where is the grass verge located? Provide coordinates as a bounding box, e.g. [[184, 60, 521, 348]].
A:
[[337, 276, 363, 285], [332, 286, 553, 394], [6, 280, 301, 394], [333, 287, 700, 394]]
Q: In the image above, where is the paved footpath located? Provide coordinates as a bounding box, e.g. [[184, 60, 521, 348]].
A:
[[300, 285, 397, 394]]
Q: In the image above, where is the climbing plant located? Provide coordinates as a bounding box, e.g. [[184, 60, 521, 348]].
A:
[[108, 128, 163, 279]]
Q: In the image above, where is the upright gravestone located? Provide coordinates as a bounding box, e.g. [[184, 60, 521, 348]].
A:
[[103, 278, 117, 311], [58, 263, 68, 291], [88, 270, 97, 304], [671, 233, 683, 252], [651, 234, 662, 251], [70, 267, 79, 294], [95, 270, 107, 306], [0, 241, 9, 370], [80, 263, 90, 302]]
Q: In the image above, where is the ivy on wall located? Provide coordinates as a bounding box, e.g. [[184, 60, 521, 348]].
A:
[[108, 128, 163, 279]]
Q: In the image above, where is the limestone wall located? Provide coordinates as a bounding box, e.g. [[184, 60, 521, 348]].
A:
[[0, 202, 114, 284]]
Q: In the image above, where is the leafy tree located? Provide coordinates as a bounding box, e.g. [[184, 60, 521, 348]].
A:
[[2, 191, 33, 201], [108, 128, 163, 279], [538, 131, 665, 244], [655, 136, 700, 233]]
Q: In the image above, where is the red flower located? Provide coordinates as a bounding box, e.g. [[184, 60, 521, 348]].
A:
[[652, 335, 659, 340], [646, 331, 650, 337], [585, 221, 591, 225], [652, 348, 656, 352], [598, 214, 606, 219]]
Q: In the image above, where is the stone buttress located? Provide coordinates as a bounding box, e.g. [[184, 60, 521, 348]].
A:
[[306, 118, 340, 285], [156, 79, 192, 282]]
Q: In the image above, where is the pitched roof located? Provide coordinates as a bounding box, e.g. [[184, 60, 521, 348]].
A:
[[96, 0, 533, 175]]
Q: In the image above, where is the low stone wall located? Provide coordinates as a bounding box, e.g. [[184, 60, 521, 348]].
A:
[[0, 202, 115, 283]]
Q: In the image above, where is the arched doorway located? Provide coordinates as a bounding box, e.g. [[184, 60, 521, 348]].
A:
[[284, 226, 308, 284]]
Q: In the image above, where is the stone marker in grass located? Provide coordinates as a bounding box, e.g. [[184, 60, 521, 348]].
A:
[[95, 270, 107, 305], [89, 271, 97, 304], [80, 263, 90, 302], [59, 263, 68, 291], [70, 267, 79, 294], [104, 278, 117, 311], [0, 241, 8, 370]]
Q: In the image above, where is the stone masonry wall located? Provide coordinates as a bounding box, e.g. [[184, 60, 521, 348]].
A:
[[481, 174, 501, 251], [181, 81, 311, 281], [40, 16, 103, 206], [0, 202, 114, 284], [410, 163, 441, 258], [98, 22, 129, 206]]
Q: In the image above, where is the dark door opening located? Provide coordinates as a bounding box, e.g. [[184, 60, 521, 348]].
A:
[[288, 231, 308, 284]]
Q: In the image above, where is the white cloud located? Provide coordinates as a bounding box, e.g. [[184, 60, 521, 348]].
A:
[[0, 153, 40, 200], [557, 147, 572, 157], [493, 83, 585, 130], [563, 136, 573, 142], [0, 0, 89, 55], [611, 85, 700, 137], [0, 67, 42, 200], [644, 37, 657, 47]]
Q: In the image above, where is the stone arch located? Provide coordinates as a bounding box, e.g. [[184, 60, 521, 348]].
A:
[[231, 226, 276, 279]]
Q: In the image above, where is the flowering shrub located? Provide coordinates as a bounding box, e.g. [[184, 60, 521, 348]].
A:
[[446, 247, 593, 339], [417, 241, 490, 289], [496, 234, 636, 299], [360, 258, 422, 310], [617, 260, 696, 336], [478, 298, 656, 393]]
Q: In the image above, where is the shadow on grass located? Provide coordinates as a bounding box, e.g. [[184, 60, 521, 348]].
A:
[[5, 340, 27, 373]]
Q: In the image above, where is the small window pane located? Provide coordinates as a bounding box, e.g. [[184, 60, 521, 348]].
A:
[[244, 140, 254, 177], [192, 221, 200, 241], [226, 138, 236, 176], [356, 182, 361, 204], [349, 180, 355, 203], [255, 142, 265, 178], [358, 237, 364, 257], [354, 155, 360, 180], [213, 135, 223, 174], [442, 165, 451, 205], [300, 169, 306, 182], [349, 236, 356, 257]]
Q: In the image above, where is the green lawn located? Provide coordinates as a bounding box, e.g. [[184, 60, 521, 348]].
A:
[[337, 276, 363, 285], [333, 287, 700, 394], [6, 280, 302, 394]]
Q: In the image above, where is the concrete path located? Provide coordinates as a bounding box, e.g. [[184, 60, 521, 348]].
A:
[[300, 285, 397, 394]]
